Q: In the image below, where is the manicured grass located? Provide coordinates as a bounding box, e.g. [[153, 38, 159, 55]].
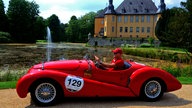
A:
[[0, 81, 17, 89], [177, 77, 192, 84]]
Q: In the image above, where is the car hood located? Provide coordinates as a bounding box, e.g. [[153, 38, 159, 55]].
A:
[[33, 60, 81, 71]]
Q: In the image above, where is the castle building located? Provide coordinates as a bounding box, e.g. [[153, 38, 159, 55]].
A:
[[94, 0, 166, 39]]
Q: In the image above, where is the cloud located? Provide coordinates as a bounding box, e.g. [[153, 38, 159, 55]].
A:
[[4, 0, 185, 23], [34, 0, 76, 5], [37, 0, 109, 23], [39, 5, 88, 23]]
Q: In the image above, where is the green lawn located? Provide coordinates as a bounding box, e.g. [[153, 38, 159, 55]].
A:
[[0, 81, 17, 89], [0, 77, 191, 89], [177, 77, 192, 84]]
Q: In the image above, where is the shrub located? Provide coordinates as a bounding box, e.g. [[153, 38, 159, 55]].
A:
[[162, 66, 181, 77], [162, 65, 192, 77], [0, 32, 12, 43], [122, 47, 192, 64], [140, 43, 154, 48], [36, 40, 47, 43]]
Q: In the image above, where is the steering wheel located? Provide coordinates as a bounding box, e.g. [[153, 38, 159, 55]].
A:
[[94, 61, 106, 70], [95, 61, 100, 68]]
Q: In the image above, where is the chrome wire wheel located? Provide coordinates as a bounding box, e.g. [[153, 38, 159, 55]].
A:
[[144, 80, 161, 99], [35, 83, 57, 104]]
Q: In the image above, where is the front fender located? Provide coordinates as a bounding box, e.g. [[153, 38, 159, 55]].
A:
[[16, 69, 68, 98], [129, 67, 181, 96], [16, 73, 37, 98]]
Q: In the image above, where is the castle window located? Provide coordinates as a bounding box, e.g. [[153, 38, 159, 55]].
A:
[[135, 16, 139, 22], [147, 16, 150, 22], [120, 27, 123, 32], [112, 16, 115, 22], [130, 16, 134, 22], [145, 9, 149, 13], [122, 8, 126, 13], [130, 2, 132, 5], [136, 27, 140, 33], [141, 2, 143, 5], [134, 9, 138, 13], [130, 27, 133, 33], [118, 16, 122, 22], [141, 16, 145, 22], [112, 26, 115, 32], [101, 20, 104, 24], [147, 27, 150, 33], [124, 16, 128, 23], [142, 27, 145, 33], [154, 15, 158, 22], [125, 27, 128, 33]]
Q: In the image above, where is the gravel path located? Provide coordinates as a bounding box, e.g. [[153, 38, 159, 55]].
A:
[[0, 85, 192, 108]]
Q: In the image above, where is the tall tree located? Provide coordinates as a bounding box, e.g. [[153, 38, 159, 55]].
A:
[[181, 0, 192, 14], [34, 16, 46, 40], [181, 0, 192, 52], [60, 23, 67, 41], [7, 0, 39, 43], [155, 8, 190, 47], [66, 16, 79, 42], [0, 0, 8, 32], [47, 14, 62, 42], [78, 12, 96, 42]]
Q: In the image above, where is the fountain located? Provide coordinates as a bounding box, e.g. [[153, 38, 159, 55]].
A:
[[46, 27, 52, 61]]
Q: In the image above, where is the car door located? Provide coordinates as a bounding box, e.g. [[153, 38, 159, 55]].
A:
[[92, 68, 125, 86]]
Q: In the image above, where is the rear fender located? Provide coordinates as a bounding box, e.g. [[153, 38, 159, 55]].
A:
[[129, 67, 167, 96]]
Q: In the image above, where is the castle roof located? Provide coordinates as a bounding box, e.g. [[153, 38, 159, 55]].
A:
[[96, 7, 108, 18], [96, 0, 158, 17], [116, 0, 158, 15]]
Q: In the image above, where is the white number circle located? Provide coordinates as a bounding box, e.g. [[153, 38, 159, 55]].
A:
[[65, 76, 84, 92]]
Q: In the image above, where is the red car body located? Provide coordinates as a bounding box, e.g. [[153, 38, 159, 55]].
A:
[[16, 59, 181, 106]]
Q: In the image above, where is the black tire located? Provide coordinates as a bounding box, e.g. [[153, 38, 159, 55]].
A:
[[30, 80, 62, 106], [140, 79, 164, 102]]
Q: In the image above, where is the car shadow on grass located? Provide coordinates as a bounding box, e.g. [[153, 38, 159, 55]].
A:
[[26, 93, 192, 108]]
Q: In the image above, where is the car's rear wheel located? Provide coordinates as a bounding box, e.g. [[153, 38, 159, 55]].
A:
[[30, 80, 62, 106], [140, 79, 164, 101]]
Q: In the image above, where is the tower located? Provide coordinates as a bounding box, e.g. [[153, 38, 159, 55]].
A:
[[159, 0, 166, 12], [105, 0, 116, 14], [104, 0, 117, 37]]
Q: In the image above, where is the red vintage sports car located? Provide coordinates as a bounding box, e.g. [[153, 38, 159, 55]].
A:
[[16, 56, 181, 106]]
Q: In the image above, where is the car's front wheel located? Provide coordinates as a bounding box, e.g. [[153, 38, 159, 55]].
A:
[[30, 80, 62, 106], [140, 79, 165, 101]]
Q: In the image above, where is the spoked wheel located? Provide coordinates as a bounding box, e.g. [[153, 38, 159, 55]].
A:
[[140, 79, 165, 102], [30, 80, 62, 106]]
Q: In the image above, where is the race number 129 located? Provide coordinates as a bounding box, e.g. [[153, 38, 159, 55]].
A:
[[65, 76, 84, 92]]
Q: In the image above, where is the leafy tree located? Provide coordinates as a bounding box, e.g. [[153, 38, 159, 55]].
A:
[[181, 0, 192, 15], [66, 15, 79, 42], [155, 8, 190, 48], [34, 16, 46, 40], [78, 12, 97, 42], [60, 23, 67, 41], [181, 0, 192, 52], [7, 0, 39, 43], [0, 0, 9, 32], [47, 14, 62, 42]]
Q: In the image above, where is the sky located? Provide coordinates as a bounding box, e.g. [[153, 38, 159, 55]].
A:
[[4, 0, 186, 24]]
